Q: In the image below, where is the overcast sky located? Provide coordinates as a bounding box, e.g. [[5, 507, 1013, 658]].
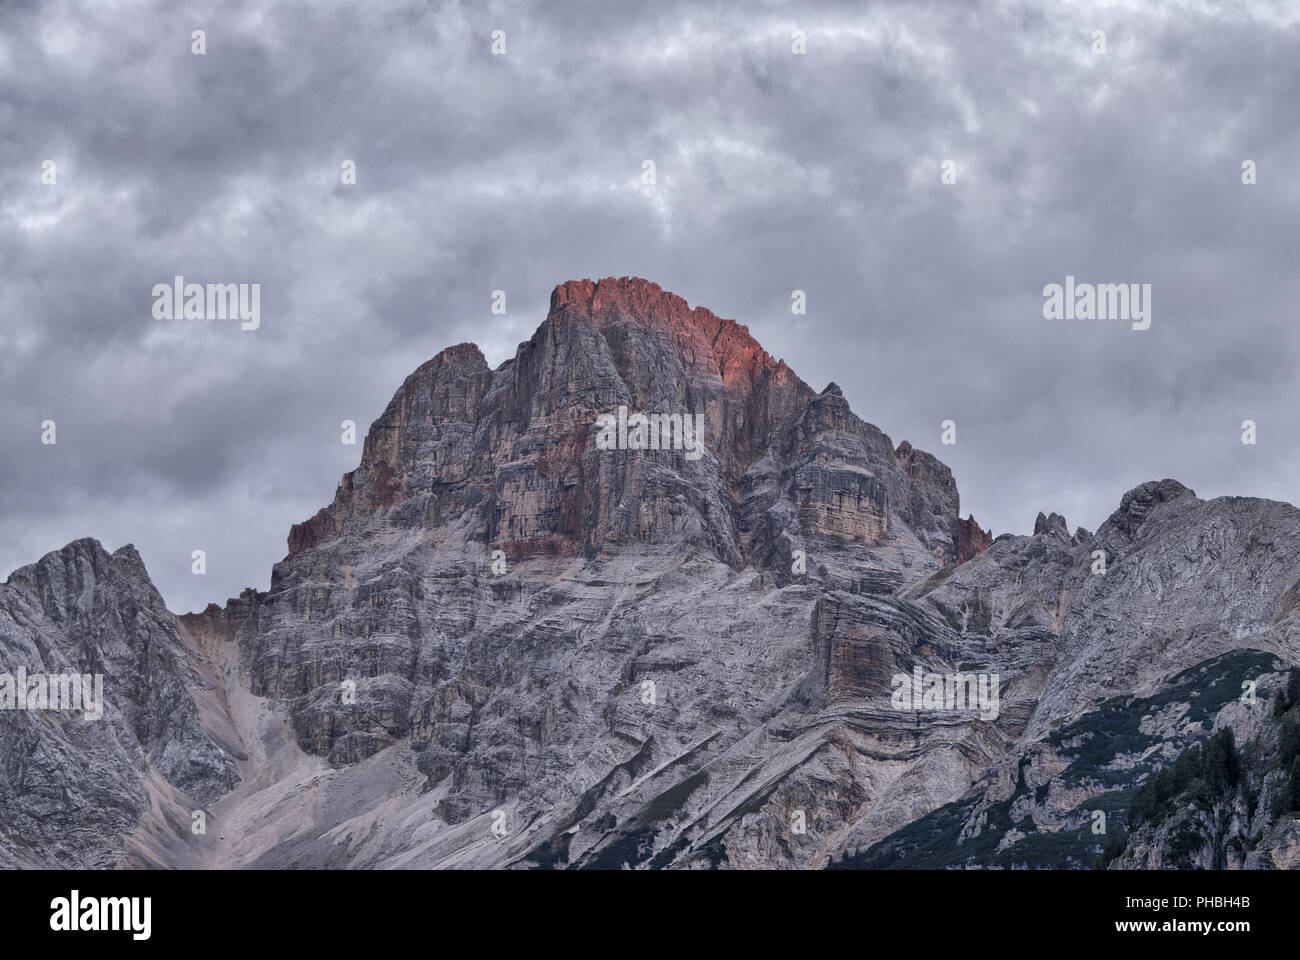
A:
[[2, 0, 1298, 613]]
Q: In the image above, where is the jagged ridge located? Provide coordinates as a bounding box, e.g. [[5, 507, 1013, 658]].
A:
[[4, 279, 1299, 871]]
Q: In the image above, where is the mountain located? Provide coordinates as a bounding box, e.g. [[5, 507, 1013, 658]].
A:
[[0, 540, 237, 868], [2, 277, 1298, 869]]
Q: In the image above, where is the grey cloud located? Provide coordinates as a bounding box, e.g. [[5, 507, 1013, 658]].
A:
[[2, 0, 1297, 612]]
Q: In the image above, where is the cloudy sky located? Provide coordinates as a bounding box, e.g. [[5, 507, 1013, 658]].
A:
[[2, 0, 1298, 612]]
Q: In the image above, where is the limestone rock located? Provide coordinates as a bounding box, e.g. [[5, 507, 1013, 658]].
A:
[[3, 279, 1296, 871]]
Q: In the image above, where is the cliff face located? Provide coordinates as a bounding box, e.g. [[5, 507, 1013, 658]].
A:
[[957, 515, 994, 564], [836, 482, 1300, 870], [285, 277, 965, 570], [0, 540, 237, 868], [5, 278, 1297, 870]]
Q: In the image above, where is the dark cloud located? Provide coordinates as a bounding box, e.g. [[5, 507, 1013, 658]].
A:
[[2, 0, 1297, 611]]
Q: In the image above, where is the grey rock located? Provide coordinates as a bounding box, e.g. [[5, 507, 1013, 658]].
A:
[[3, 278, 1297, 871]]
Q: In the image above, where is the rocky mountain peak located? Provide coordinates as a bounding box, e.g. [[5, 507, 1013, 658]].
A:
[[1102, 478, 1198, 540], [549, 277, 796, 396], [2, 538, 154, 612], [957, 514, 994, 562], [3, 279, 1065, 872], [1033, 511, 1069, 536], [285, 279, 988, 573]]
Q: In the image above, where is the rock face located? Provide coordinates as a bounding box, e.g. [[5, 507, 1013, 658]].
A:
[[834, 652, 1298, 869], [957, 515, 994, 564], [2, 277, 1298, 870], [0, 540, 237, 868], [285, 278, 965, 571]]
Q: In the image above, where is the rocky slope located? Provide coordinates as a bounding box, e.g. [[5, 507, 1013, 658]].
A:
[[831, 652, 1300, 869], [1109, 670, 1300, 870], [2, 277, 1298, 869], [0, 540, 237, 868]]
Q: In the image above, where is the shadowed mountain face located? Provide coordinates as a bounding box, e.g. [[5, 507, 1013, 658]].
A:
[[3, 277, 1299, 870]]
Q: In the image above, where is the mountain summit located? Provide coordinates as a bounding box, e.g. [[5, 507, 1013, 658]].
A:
[[3, 279, 1299, 870], [288, 276, 979, 571]]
